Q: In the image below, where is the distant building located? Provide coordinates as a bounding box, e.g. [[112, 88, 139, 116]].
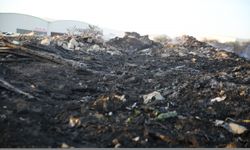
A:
[[0, 13, 90, 36]]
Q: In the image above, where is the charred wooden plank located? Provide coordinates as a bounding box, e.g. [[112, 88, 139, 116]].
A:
[[2, 39, 88, 70], [0, 78, 34, 99]]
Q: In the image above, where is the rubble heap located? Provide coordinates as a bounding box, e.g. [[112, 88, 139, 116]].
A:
[[0, 32, 250, 148], [176, 35, 210, 49], [106, 32, 162, 52]]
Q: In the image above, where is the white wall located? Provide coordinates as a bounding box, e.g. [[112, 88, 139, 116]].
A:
[[0, 13, 48, 34], [0, 13, 122, 38], [48, 20, 89, 34]]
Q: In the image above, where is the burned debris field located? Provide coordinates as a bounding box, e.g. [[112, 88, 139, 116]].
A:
[[0, 32, 250, 148]]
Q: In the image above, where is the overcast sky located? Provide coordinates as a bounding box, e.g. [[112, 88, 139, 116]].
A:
[[1, 0, 250, 39]]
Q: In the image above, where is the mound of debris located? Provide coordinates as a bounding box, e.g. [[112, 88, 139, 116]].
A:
[[106, 32, 162, 52], [0, 33, 250, 148], [176, 35, 210, 49], [150, 35, 242, 60]]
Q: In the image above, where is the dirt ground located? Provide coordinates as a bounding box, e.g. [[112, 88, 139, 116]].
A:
[[0, 34, 250, 148]]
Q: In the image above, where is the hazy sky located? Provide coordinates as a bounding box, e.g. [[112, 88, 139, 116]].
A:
[[1, 0, 250, 39]]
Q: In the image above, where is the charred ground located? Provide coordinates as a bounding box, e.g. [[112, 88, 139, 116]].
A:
[[0, 33, 250, 148]]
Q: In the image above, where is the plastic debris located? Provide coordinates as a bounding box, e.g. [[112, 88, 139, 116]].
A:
[[211, 96, 226, 103], [215, 120, 248, 135], [143, 91, 165, 104]]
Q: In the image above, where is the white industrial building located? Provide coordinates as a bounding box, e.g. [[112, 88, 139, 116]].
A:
[[0, 13, 123, 39], [0, 13, 118, 38]]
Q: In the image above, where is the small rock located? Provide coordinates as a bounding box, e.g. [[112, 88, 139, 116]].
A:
[[143, 91, 165, 104]]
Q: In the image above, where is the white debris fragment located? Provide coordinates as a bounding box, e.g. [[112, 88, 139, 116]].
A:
[[226, 122, 248, 135], [215, 120, 248, 135], [25, 32, 35, 36], [132, 136, 140, 142], [68, 38, 79, 50], [75, 47, 81, 50], [61, 143, 70, 148], [69, 116, 81, 127], [12, 40, 20, 45], [211, 96, 226, 103], [90, 44, 100, 50], [143, 91, 165, 104], [215, 120, 224, 126], [131, 102, 137, 108], [106, 50, 122, 56], [114, 94, 126, 102], [40, 38, 50, 45], [108, 112, 113, 116], [114, 143, 121, 148]]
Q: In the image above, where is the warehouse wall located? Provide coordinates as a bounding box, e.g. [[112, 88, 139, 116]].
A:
[[0, 13, 48, 35], [48, 20, 89, 35], [0, 13, 90, 36], [0, 13, 121, 39]]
